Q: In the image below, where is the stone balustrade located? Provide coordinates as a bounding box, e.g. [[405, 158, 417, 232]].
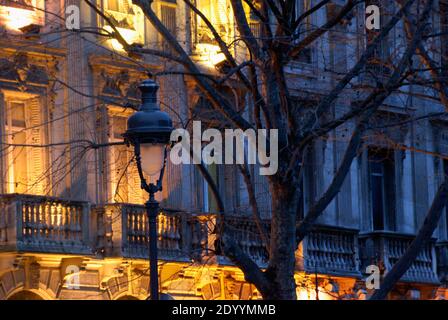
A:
[[436, 241, 448, 283], [2, 194, 448, 285], [218, 217, 360, 276], [359, 231, 439, 284], [218, 215, 270, 268], [0, 194, 92, 254], [106, 204, 213, 262], [302, 225, 360, 277]]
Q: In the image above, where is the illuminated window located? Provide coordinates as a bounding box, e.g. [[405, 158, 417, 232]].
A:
[[248, 10, 261, 44], [0, 0, 45, 31], [3, 97, 46, 195], [196, 0, 233, 43], [192, 0, 233, 66], [104, 0, 144, 51], [160, 2, 177, 52], [108, 112, 145, 204]]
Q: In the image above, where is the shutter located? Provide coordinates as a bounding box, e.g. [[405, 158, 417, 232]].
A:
[[0, 94, 5, 194], [128, 150, 144, 204], [27, 98, 45, 195], [161, 4, 176, 35], [111, 144, 129, 203], [160, 4, 176, 52], [110, 116, 130, 203]]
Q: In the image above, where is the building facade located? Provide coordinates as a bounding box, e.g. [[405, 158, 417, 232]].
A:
[[0, 0, 447, 300]]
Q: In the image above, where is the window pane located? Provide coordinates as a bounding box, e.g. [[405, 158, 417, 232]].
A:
[[111, 144, 129, 203], [370, 161, 385, 230], [12, 131, 28, 193], [368, 148, 396, 231], [108, 0, 120, 12], [11, 102, 26, 128], [444, 160, 448, 234], [112, 116, 126, 140]]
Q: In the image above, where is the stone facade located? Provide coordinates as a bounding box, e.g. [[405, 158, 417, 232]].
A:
[[0, 0, 448, 300]]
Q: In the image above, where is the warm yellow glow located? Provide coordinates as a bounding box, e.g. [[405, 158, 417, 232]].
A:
[[195, 0, 233, 67], [104, 25, 140, 51], [1, 6, 35, 31], [195, 43, 226, 67], [297, 287, 334, 300]]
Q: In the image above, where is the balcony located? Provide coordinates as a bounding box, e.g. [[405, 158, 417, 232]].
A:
[[359, 231, 439, 284], [0, 195, 446, 285], [0, 194, 93, 254], [217, 215, 270, 268], [436, 241, 448, 283], [301, 225, 360, 277], [105, 204, 213, 262], [218, 217, 360, 277]]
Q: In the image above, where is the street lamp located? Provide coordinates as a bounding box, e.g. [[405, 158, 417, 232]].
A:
[[123, 79, 174, 300]]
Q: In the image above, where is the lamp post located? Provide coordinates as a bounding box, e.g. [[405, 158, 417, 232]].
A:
[[123, 79, 174, 300]]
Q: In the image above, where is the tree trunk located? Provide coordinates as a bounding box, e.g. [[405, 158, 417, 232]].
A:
[[260, 182, 298, 300], [370, 179, 448, 300]]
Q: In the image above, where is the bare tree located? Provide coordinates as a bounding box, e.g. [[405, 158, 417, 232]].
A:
[[4, 0, 448, 299]]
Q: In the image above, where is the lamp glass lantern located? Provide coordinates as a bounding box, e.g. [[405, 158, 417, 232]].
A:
[[123, 79, 174, 194]]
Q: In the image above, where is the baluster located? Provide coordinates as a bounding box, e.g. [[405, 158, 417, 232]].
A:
[[68, 205, 73, 243], [0, 201, 4, 242], [159, 215, 166, 252], [169, 216, 176, 251], [60, 205, 66, 242], [29, 202, 35, 241], [68, 206, 75, 242], [135, 211, 139, 239], [77, 206, 83, 240], [22, 202, 29, 239], [174, 216, 180, 251], [127, 210, 132, 243], [46, 202, 51, 240], [28, 202, 35, 241], [164, 215, 171, 252], [167, 216, 174, 252], [71, 205, 78, 243], [38, 202, 44, 244], [133, 211, 139, 245]]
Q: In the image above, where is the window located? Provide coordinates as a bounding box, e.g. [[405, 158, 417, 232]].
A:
[[365, 0, 394, 77], [0, 0, 45, 31], [443, 159, 448, 235], [160, 3, 176, 51], [104, 0, 144, 50], [246, 1, 261, 45], [192, 0, 233, 66], [368, 148, 396, 231], [292, 0, 313, 64], [106, 0, 133, 13], [3, 97, 46, 195], [440, 0, 448, 75], [108, 113, 145, 204], [328, 3, 347, 74]]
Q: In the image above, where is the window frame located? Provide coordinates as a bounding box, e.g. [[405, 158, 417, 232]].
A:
[[367, 147, 397, 231]]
